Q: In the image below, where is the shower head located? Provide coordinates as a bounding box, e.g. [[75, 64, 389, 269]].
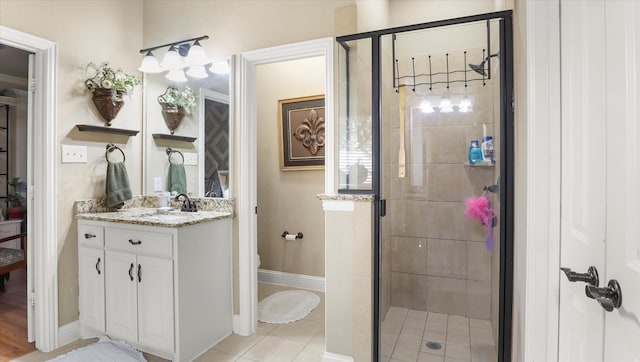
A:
[[469, 62, 487, 77], [468, 52, 499, 77]]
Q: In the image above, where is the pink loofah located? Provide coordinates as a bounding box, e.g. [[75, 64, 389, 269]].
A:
[[465, 196, 495, 251]]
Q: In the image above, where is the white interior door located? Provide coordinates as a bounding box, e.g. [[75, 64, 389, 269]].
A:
[[558, 1, 607, 360], [560, 1, 640, 360], [603, 1, 640, 360]]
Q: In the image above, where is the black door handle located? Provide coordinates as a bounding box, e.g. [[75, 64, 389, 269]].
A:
[[137, 264, 142, 283], [84, 233, 96, 239], [560, 266, 599, 286], [561, 266, 600, 299], [586, 279, 622, 312], [95, 257, 101, 275], [128, 239, 142, 245], [128, 263, 134, 281]]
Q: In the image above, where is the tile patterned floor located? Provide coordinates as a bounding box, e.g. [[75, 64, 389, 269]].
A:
[[199, 282, 326, 361], [380, 306, 497, 362]]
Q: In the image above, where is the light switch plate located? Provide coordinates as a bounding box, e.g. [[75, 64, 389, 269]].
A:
[[153, 177, 163, 192], [62, 145, 87, 163], [183, 152, 197, 166]]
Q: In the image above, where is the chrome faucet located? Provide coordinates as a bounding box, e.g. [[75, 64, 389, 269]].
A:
[[175, 193, 197, 212]]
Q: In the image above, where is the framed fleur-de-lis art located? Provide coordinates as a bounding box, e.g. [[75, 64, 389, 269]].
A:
[[278, 95, 325, 171]]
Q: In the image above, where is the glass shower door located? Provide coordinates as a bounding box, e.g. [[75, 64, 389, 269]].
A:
[[378, 19, 503, 362]]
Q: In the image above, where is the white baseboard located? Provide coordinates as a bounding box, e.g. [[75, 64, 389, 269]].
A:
[[323, 351, 354, 362], [58, 320, 80, 347], [232, 314, 252, 336], [258, 269, 325, 292]]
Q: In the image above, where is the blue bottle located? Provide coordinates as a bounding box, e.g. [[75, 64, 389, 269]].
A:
[[469, 140, 483, 164]]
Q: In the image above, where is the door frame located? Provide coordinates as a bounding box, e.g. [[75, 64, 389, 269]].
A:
[[0, 26, 59, 352], [513, 1, 562, 361], [235, 38, 334, 335]]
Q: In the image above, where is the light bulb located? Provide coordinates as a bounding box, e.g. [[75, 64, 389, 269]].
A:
[[458, 97, 472, 113], [186, 40, 208, 66], [439, 98, 454, 113], [209, 60, 230, 74], [161, 45, 182, 70], [419, 100, 434, 113], [138, 51, 161, 73], [187, 65, 208, 79], [165, 68, 187, 82]]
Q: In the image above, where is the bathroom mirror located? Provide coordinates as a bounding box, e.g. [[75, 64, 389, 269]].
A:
[[143, 60, 232, 198]]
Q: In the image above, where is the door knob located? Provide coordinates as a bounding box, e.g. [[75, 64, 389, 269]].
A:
[[586, 279, 622, 312]]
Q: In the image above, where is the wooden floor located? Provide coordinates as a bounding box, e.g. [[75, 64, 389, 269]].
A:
[[0, 268, 35, 361]]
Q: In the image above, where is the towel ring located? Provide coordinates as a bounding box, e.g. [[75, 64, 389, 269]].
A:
[[166, 148, 184, 164], [105, 143, 125, 163]]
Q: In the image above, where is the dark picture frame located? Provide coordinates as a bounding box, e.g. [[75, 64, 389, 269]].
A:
[[278, 95, 325, 171]]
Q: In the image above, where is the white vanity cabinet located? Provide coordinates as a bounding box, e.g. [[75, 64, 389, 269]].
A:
[[78, 223, 105, 337], [78, 217, 233, 362]]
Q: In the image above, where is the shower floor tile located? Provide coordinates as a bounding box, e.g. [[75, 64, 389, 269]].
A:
[[383, 308, 497, 362]]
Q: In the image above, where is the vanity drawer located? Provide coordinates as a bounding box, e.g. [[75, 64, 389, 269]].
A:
[[78, 224, 104, 248], [105, 228, 173, 258]]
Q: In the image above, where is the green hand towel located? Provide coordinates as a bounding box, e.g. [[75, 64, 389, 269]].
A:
[[106, 162, 132, 208], [169, 163, 187, 194]]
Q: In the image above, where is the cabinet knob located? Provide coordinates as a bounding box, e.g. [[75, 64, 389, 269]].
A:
[[84, 233, 96, 239], [128, 239, 142, 245]]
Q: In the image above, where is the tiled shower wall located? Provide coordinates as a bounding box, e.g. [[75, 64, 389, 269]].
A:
[[383, 84, 497, 320]]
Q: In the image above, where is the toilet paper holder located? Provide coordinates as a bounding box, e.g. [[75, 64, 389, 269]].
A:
[[281, 231, 303, 240]]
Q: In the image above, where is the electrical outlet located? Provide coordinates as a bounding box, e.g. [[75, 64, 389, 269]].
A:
[[153, 177, 163, 192], [61, 145, 87, 163], [183, 152, 197, 166]]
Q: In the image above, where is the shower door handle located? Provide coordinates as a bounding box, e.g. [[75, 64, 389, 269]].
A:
[[560, 266, 599, 299]]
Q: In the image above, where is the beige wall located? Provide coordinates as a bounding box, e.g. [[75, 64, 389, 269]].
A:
[[0, 0, 144, 326], [324, 200, 373, 361], [256, 57, 326, 277]]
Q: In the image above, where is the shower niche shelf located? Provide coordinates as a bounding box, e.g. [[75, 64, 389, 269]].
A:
[[464, 162, 495, 167]]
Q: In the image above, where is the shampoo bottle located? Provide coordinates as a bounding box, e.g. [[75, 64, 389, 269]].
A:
[[481, 136, 494, 163], [469, 140, 483, 164]]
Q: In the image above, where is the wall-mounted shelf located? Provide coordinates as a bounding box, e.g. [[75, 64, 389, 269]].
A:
[[76, 124, 139, 136], [464, 162, 495, 167], [152, 133, 197, 143]]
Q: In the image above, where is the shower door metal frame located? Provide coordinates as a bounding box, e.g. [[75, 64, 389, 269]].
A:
[[336, 10, 514, 362]]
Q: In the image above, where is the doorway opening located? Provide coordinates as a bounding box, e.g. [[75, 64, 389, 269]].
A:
[[0, 25, 59, 353], [236, 38, 334, 336], [335, 11, 514, 361]]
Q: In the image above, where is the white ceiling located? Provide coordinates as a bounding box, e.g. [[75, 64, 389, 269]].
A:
[[0, 44, 31, 79]]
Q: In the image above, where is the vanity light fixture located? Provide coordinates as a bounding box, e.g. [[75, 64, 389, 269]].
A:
[[439, 98, 454, 113], [139, 35, 223, 82], [458, 97, 473, 113], [419, 99, 435, 114], [138, 51, 162, 73], [166, 68, 188, 83]]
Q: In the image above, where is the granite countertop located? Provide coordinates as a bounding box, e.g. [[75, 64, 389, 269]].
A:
[[76, 207, 233, 228], [75, 196, 235, 228]]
